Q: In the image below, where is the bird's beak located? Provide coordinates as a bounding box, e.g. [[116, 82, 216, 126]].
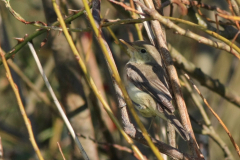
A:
[[119, 39, 132, 48], [119, 39, 136, 55]]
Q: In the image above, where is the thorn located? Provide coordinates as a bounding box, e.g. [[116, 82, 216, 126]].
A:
[[11, 54, 16, 59], [24, 34, 28, 39], [69, 9, 80, 14], [40, 39, 47, 48], [9, 49, 15, 54], [14, 38, 24, 44]]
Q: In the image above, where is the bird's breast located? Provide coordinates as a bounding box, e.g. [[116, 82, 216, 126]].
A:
[[126, 82, 157, 113]]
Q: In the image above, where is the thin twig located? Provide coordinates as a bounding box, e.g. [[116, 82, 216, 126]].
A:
[[109, 0, 240, 59], [184, 73, 240, 157], [57, 142, 66, 160], [136, 4, 155, 45], [0, 137, 3, 160], [25, 56, 55, 115], [108, 0, 143, 15], [0, 49, 51, 106], [27, 42, 89, 160], [3, 12, 240, 67], [77, 134, 133, 154], [0, 3, 88, 65], [7, 59, 51, 105], [169, 45, 240, 108], [0, 47, 44, 160], [2, 0, 93, 31], [129, 0, 144, 40], [180, 75, 234, 160]]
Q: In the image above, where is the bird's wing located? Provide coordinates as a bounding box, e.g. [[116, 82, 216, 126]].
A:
[[162, 109, 190, 141], [126, 63, 175, 113]]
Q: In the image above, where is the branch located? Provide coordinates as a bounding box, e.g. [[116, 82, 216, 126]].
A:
[[27, 42, 89, 159], [184, 73, 240, 157], [134, 1, 240, 59], [136, 0, 203, 158], [180, 75, 234, 160], [0, 3, 87, 65], [169, 45, 240, 108], [0, 47, 44, 160]]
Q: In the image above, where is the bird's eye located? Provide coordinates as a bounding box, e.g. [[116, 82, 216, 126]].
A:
[[140, 49, 146, 53]]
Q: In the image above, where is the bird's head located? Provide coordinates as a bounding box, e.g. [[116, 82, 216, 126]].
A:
[[119, 39, 161, 64]]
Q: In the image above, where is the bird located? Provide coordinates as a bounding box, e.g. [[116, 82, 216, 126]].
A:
[[120, 39, 189, 141]]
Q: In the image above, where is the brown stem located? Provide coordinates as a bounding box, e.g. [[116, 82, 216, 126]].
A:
[[136, 0, 204, 159]]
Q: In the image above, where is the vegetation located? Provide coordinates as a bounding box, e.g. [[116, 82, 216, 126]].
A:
[[0, 0, 240, 159]]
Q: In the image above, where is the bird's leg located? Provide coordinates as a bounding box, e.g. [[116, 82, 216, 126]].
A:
[[148, 116, 155, 131]]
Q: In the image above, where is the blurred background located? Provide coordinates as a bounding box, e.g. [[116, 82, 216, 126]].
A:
[[0, 0, 240, 159]]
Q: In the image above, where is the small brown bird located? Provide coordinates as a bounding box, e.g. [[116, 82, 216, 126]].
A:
[[120, 39, 189, 141]]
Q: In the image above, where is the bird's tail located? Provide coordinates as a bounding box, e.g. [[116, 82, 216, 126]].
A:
[[162, 110, 190, 141]]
